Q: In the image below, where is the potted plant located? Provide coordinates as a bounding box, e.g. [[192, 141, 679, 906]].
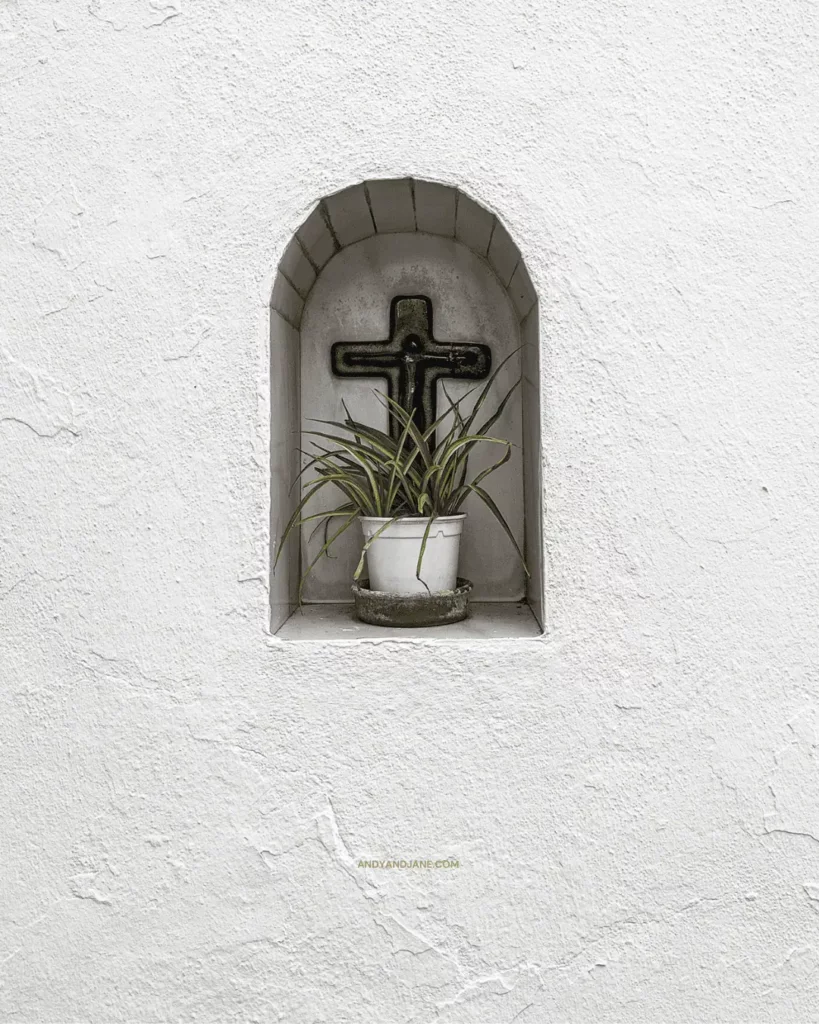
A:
[[275, 356, 528, 602]]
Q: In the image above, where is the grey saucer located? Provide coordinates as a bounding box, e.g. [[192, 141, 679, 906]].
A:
[[351, 578, 473, 628]]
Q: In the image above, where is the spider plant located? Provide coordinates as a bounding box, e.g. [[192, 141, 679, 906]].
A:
[[274, 352, 528, 597]]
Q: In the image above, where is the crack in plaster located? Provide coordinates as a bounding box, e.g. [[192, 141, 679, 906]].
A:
[[183, 721, 267, 760], [764, 827, 819, 846], [802, 885, 819, 912], [144, 3, 180, 29], [0, 347, 81, 440], [86, 2, 124, 31], [0, 570, 72, 601], [69, 872, 112, 906], [0, 416, 79, 439]]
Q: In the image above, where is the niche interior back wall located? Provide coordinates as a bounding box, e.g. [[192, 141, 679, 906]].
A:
[[2, 2, 819, 1022]]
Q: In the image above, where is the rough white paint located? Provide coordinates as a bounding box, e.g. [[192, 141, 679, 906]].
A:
[[2, 1, 819, 1021]]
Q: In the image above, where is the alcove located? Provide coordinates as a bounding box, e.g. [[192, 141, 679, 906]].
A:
[[270, 180, 543, 640]]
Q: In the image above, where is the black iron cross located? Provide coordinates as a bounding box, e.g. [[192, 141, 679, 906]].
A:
[[330, 296, 492, 440]]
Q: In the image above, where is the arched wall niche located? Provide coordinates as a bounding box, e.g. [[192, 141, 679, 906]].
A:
[[270, 179, 543, 639]]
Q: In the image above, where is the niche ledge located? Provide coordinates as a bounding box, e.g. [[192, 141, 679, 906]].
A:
[[274, 602, 542, 642]]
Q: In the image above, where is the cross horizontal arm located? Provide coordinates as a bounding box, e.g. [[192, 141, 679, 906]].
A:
[[330, 295, 492, 439]]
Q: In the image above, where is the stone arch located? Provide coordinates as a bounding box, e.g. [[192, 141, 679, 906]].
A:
[[271, 180, 537, 327]]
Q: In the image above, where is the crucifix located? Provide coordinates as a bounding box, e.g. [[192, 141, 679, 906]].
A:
[[330, 295, 492, 440]]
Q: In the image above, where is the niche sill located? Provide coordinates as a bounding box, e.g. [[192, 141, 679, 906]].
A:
[[275, 602, 542, 642]]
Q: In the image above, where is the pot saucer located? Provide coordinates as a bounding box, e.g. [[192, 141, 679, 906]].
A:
[[351, 577, 473, 628]]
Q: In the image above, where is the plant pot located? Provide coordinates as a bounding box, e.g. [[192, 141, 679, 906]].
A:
[[359, 514, 466, 596]]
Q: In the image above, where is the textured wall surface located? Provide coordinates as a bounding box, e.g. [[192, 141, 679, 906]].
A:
[[2, 2, 818, 1021]]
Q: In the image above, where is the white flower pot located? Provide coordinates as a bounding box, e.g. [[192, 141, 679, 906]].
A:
[[359, 514, 466, 596]]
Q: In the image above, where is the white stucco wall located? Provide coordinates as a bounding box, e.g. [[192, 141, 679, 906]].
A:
[[2, 2, 818, 1021]]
